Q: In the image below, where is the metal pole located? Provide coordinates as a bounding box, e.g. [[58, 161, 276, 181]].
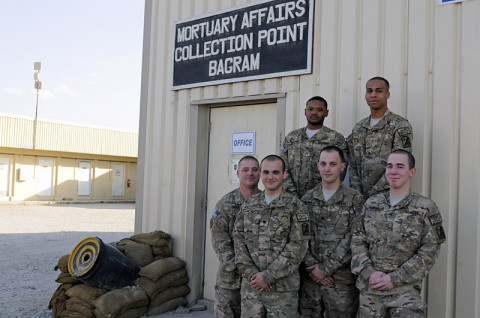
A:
[[33, 87, 39, 149]]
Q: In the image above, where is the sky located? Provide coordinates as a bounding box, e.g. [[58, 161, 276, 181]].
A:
[[0, 1, 144, 132]]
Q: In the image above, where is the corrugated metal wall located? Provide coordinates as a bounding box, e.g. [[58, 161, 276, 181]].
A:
[[139, 0, 480, 316], [0, 114, 138, 158]]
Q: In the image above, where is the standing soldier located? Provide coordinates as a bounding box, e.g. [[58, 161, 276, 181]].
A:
[[300, 146, 364, 317], [282, 96, 347, 198], [351, 150, 446, 317], [234, 155, 310, 318], [210, 156, 261, 318], [347, 77, 413, 199]]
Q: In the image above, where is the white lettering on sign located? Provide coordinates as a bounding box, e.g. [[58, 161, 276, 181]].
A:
[[209, 53, 260, 76], [232, 131, 256, 154]]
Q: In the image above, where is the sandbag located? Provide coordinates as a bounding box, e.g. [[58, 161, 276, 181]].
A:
[[139, 257, 185, 281], [152, 245, 172, 258], [55, 254, 70, 273], [150, 284, 191, 307], [136, 268, 188, 298], [49, 284, 71, 317], [65, 284, 107, 305], [65, 297, 95, 318], [146, 297, 187, 316], [56, 272, 79, 284], [130, 230, 172, 247], [115, 238, 153, 267], [93, 286, 149, 318], [117, 306, 148, 318], [58, 309, 86, 318]]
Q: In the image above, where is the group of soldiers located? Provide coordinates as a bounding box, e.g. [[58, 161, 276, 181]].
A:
[[210, 77, 447, 318]]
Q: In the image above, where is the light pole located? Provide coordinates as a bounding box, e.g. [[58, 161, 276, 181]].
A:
[[33, 62, 42, 149]]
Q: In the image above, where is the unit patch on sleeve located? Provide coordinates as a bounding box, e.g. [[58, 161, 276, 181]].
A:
[[211, 209, 220, 219], [428, 213, 443, 226], [301, 222, 311, 237], [397, 127, 412, 136], [296, 213, 310, 222], [401, 136, 411, 148], [434, 225, 447, 243]]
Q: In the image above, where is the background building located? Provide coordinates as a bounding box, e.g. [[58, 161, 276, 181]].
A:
[[0, 114, 138, 202], [136, 1, 480, 317]]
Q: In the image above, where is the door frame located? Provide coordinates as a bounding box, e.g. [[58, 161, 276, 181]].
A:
[[184, 93, 286, 301]]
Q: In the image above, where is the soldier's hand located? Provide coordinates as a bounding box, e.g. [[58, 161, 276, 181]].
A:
[[320, 276, 334, 287], [307, 264, 325, 283], [369, 271, 394, 291], [250, 273, 271, 291]]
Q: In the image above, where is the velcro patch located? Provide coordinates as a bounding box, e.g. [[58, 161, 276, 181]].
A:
[[434, 225, 447, 243], [211, 209, 220, 219], [397, 127, 412, 136], [428, 213, 443, 226], [353, 204, 363, 216], [301, 222, 311, 237], [297, 213, 310, 222], [402, 136, 411, 148]]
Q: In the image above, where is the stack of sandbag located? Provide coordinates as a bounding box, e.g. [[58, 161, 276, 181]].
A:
[[49, 254, 81, 317], [49, 231, 191, 318], [136, 257, 191, 316]]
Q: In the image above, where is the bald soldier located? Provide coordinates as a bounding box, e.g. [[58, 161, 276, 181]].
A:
[[351, 150, 446, 317], [347, 77, 413, 199], [300, 146, 364, 317], [234, 155, 310, 318], [210, 156, 261, 318]]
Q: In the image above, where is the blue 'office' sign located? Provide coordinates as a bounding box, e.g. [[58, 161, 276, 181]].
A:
[[172, 0, 314, 89]]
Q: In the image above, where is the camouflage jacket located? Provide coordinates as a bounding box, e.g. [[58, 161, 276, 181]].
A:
[[351, 192, 446, 295], [282, 126, 347, 198], [301, 184, 364, 283], [347, 110, 412, 199], [233, 191, 310, 292], [210, 188, 244, 289]]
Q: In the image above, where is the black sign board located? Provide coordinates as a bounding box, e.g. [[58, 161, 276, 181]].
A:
[[172, 0, 314, 90]]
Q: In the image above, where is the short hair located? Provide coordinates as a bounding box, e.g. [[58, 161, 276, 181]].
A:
[[238, 155, 259, 169], [367, 77, 390, 91], [261, 154, 286, 172], [306, 96, 328, 109], [319, 145, 346, 164], [389, 149, 415, 169]]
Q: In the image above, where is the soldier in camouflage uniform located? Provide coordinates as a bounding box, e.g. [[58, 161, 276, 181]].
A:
[[351, 150, 446, 317], [347, 77, 413, 199], [300, 146, 364, 318], [210, 156, 261, 318], [282, 96, 347, 198], [233, 155, 310, 318]]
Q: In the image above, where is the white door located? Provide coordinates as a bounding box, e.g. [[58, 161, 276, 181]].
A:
[[77, 161, 92, 196], [112, 163, 125, 197], [203, 103, 278, 300], [37, 158, 54, 197], [0, 157, 10, 197]]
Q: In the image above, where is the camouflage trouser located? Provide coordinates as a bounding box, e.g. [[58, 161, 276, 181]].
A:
[[240, 280, 299, 318], [299, 276, 358, 318], [215, 286, 241, 318], [357, 289, 426, 318]]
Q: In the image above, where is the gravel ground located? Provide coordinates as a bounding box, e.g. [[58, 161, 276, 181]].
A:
[[0, 202, 213, 318]]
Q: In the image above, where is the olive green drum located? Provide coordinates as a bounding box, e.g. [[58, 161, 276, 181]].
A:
[[68, 237, 139, 290]]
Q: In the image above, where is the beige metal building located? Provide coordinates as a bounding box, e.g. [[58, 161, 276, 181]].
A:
[[136, 0, 480, 317], [0, 114, 138, 202]]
